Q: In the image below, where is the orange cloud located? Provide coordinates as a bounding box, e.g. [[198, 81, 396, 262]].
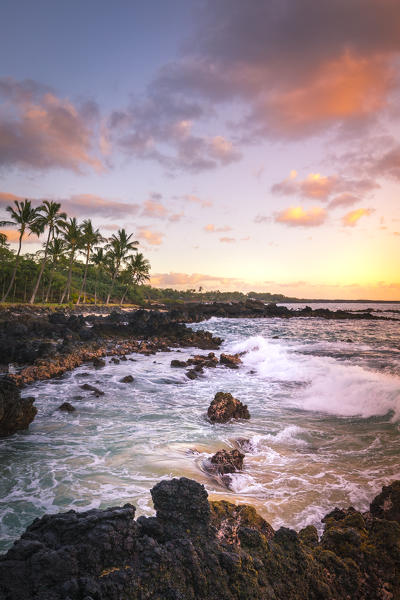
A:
[[204, 223, 232, 233], [219, 236, 236, 243], [275, 206, 327, 227], [138, 227, 164, 246], [266, 52, 393, 135], [272, 171, 378, 201], [342, 208, 374, 227], [0, 229, 38, 243]]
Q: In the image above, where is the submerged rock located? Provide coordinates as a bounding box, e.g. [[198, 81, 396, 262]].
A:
[[207, 392, 250, 423], [1, 478, 400, 600], [120, 375, 134, 383], [58, 402, 75, 412], [80, 383, 105, 396], [0, 378, 37, 437]]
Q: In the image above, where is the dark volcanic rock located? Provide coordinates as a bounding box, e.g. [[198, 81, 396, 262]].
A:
[[170, 359, 187, 368], [186, 368, 200, 379], [207, 392, 250, 423], [370, 481, 400, 522], [0, 378, 37, 437], [1, 478, 400, 600], [220, 353, 242, 369], [80, 383, 105, 396], [58, 402, 75, 412], [120, 375, 134, 383], [93, 357, 106, 368], [209, 449, 245, 474]]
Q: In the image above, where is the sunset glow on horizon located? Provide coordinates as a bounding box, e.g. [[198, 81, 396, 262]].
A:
[[1, 0, 400, 300]]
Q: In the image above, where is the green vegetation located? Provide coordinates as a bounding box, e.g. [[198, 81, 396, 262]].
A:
[[0, 199, 151, 306]]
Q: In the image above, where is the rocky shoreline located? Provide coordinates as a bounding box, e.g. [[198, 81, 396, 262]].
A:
[[0, 477, 399, 600]]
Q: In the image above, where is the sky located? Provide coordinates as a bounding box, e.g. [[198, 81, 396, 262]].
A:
[[0, 0, 400, 300]]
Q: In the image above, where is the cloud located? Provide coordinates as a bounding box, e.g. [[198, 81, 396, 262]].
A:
[[138, 227, 164, 246], [150, 271, 244, 289], [110, 96, 242, 173], [328, 193, 360, 208], [204, 223, 232, 233], [0, 190, 140, 219], [219, 236, 236, 243], [271, 171, 379, 201], [0, 77, 102, 173], [0, 229, 38, 243], [181, 194, 212, 208], [342, 207, 374, 227], [275, 206, 327, 227], [143, 0, 400, 142], [142, 198, 168, 219]]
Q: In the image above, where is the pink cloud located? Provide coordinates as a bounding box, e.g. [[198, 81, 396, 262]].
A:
[[0, 78, 102, 173], [138, 227, 164, 246], [142, 198, 168, 219]]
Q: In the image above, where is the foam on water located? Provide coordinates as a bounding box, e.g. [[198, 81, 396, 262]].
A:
[[1, 308, 400, 551], [229, 334, 400, 420]]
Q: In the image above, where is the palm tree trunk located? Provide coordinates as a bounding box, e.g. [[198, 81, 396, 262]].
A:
[[76, 248, 90, 305], [1, 232, 23, 302], [120, 285, 129, 306], [44, 269, 54, 303], [30, 228, 51, 304], [60, 251, 74, 304], [106, 270, 118, 305]]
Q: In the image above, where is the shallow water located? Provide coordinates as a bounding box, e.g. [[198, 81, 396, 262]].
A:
[[1, 303, 400, 552]]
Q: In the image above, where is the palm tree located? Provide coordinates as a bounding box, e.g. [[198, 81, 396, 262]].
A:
[[44, 238, 67, 303], [29, 200, 67, 304], [105, 229, 138, 305], [59, 218, 83, 304], [76, 220, 104, 305], [0, 199, 41, 302], [120, 252, 150, 305]]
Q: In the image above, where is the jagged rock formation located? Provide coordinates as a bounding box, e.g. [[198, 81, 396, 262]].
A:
[[207, 392, 251, 423], [0, 478, 399, 599], [0, 377, 37, 437]]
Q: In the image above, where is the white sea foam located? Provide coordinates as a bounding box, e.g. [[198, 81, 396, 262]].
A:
[[229, 335, 400, 420]]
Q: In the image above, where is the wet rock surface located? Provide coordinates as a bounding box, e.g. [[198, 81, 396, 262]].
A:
[[120, 375, 134, 383], [208, 449, 245, 475], [0, 377, 37, 437], [219, 353, 242, 369], [208, 392, 251, 423], [1, 477, 399, 600]]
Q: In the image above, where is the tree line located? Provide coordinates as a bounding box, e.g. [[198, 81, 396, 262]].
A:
[[0, 199, 151, 305]]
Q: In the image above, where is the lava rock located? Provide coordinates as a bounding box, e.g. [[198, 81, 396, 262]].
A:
[[0, 378, 37, 437], [220, 353, 242, 369], [171, 359, 188, 367], [110, 357, 120, 364], [208, 449, 245, 474], [1, 479, 400, 600], [120, 375, 134, 383], [207, 392, 250, 423], [80, 383, 104, 396], [370, 481, 400, 523], [58, 402, 75, 412], [93, 357, 106, 368]]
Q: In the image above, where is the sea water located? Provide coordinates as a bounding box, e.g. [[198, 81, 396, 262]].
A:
[[1, 303, 400, 552]]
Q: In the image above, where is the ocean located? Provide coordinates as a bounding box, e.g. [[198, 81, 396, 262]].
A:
[[1, 302, 400, 552]]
